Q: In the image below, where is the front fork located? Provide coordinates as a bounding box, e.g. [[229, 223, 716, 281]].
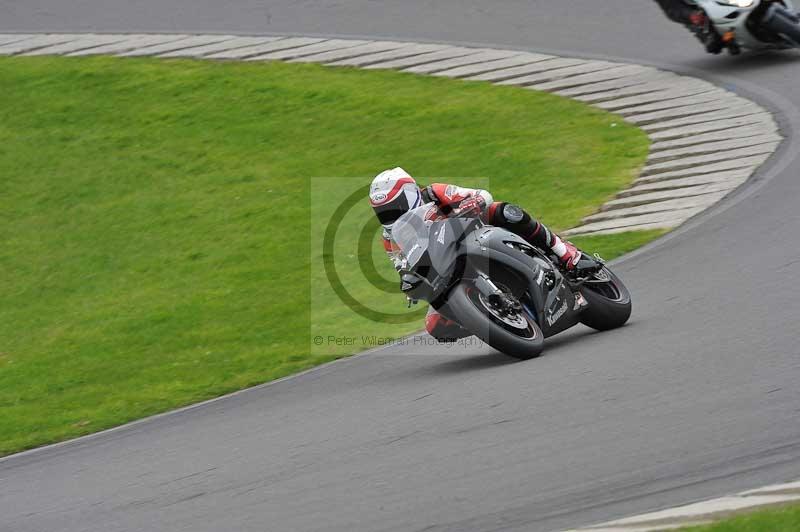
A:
[[474, 273, 505, 301], [473, 273, 522, 314]]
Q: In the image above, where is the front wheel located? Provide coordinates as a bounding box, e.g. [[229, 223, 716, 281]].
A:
[[577, 267, 632, 331], [442, 282, 544, 360]]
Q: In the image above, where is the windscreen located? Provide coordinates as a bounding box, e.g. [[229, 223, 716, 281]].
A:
[[391, 203, 437, 268]]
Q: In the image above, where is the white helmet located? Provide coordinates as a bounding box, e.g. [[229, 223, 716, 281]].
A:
[[369, 167, 422, 227]]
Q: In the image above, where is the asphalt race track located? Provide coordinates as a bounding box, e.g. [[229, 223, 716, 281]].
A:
[[2, 2, 800, 532]]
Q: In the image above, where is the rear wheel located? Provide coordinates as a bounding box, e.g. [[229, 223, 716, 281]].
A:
[[577, 267, 632, 331], [442, 282, 544, 360]]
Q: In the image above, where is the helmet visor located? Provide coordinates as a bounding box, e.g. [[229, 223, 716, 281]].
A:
[[373, 193, 412, 225]]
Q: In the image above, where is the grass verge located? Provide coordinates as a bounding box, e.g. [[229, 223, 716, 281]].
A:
[[680, 503, 800, 531], [0, 55, 650, 455]]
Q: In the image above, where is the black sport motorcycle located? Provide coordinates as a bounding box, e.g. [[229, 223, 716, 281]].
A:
[[393, 203, 632, 360]]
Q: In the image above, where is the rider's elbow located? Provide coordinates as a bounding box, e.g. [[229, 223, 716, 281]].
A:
[[476, 189, 494, 210]]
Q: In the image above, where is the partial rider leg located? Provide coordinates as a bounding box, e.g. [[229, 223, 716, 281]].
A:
[[653, 0, 724, 53], [484, 202, 581, 269]]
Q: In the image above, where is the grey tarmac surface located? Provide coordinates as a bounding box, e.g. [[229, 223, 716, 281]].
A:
[[2, 2, 800, 532]]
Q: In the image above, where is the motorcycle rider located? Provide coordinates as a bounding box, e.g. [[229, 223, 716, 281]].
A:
[[369, 167, 583, 342], [654, 0, 725, 53]]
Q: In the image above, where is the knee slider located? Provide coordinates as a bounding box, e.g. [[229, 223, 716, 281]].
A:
[[493, 202, 534, 230], [501, 203, 530, 224]]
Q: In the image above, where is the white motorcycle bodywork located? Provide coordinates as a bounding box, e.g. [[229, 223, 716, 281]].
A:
[[687, 0, 797, 49]]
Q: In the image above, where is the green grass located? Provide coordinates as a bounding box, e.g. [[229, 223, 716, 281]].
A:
[[0, 55, 650, 455], [571, 229, 668, 260], [680, 503, 800, 531]]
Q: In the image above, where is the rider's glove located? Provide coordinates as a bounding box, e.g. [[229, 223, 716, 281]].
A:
[[456, 196, 486, 217]]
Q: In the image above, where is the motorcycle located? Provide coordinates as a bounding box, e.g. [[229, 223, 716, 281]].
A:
[[392, 203, 632, 360], [687, 0, 800, 54]]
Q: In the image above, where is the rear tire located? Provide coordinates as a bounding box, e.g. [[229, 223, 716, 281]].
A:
[[442, 282, 544, 360], [578, 267, 632, 331]]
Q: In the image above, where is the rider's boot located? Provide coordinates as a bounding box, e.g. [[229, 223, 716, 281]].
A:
[[555, 240, 582, 271], [521, 220, 588, 272], [552, 237, 604, 275], [485, 202, 596, 272]]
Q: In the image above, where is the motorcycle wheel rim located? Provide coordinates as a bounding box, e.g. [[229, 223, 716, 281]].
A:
[[582, 267, 624, 302], [467, 287, 538, 340]]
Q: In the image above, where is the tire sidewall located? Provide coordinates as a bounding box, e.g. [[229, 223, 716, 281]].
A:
[[442, 283, 544, 360], [578, 267, 632, 331]]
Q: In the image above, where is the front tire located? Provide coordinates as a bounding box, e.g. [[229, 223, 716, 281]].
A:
[[578, 267, 632, 331], [442, 282, 544, 360]]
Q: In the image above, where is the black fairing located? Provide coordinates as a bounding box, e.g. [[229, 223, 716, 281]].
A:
[[402, 218, 583, 338]]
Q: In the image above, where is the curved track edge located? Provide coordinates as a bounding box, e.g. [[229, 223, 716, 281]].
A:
[[566, 479, 800, 532], [0, 32, 785, 465], [0, 32, 782, 236]]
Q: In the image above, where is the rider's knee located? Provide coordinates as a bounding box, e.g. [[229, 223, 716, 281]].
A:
[[487, 202, 536, 233]]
